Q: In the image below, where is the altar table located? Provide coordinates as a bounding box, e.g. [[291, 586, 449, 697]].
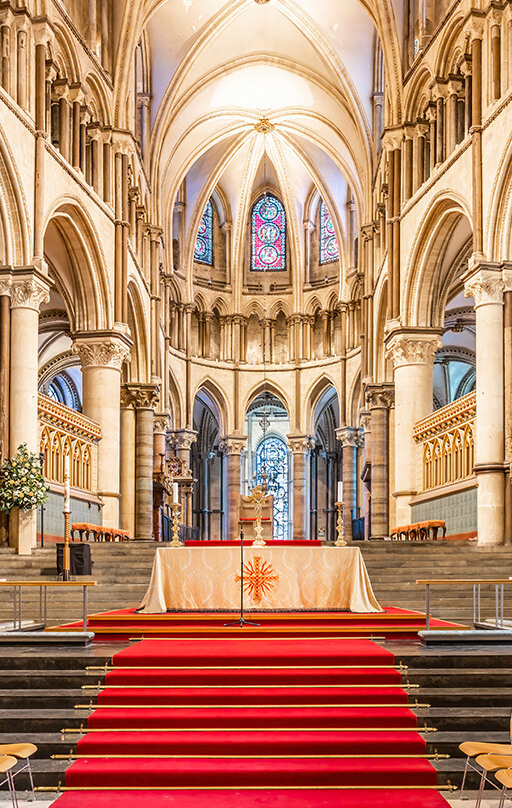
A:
[[139, 545, 382, 614]]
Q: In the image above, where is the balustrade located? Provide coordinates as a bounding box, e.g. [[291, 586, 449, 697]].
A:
[[38, 394, 101, 493], [413, 392, 475, 491]]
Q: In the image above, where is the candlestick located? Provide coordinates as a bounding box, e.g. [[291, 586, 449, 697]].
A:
[[337, 480, 343, 503], [64, 455, 71, 513], [334, 501, 347, 547], [172, 481, 179, 504]]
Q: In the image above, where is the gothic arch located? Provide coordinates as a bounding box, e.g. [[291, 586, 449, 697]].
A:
[[243, 380, 291, 421], [127, 280, 150, 383], [167, 369, 183, 430], [305, 375, 340, 435], [0, 120, 30, 265], [193, 378, 229, 436]]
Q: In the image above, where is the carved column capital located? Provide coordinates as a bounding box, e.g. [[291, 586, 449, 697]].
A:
[[365, 383, 394, 410], [174, 428, 198, 451], [287, 434, 315, 454], [154, 414, 171, 435], [385, 332, 442, 368], [9, 271, 51, 312], [464, 267, 504, 307], [336, 426, 362, 449], [359, 411, 372, 433], [123, 383, 160, 410], [73, 334, 131, 370], [219, 435, 247, 456]]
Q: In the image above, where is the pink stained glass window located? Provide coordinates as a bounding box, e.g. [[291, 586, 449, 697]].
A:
[[320, 200, 339, 264], [251, 195, 286, 271]]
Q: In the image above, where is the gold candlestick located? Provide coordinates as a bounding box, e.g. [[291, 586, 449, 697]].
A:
[[250, 483, 267, 546], [334, 501, 347, 546], [169, 500, 183, 547]]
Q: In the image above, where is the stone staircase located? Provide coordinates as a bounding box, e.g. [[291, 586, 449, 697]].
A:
[[0, 539, 511, 627], [0, 641, 510, 794]]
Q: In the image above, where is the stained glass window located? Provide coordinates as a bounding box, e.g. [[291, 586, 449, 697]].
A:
[[320, 200, 339, 264], [256, 436, 289, 541], [251, 195, 286, 271], [194, 200, 213, 265]]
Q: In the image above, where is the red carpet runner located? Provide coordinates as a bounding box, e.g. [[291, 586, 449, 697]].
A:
[[53, 636, 451, 808]]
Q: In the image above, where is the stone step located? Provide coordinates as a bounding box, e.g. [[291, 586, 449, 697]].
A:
[[0, 709, 90, 732], [416, 707, 511, 732], [405, 668, 512, 687]]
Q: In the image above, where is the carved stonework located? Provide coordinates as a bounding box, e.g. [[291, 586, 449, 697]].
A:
[[366, 384, 394, 410], [123, 383, 160, 410], [287, 435, 315, 454], [464, 274, 504, 307], [73, 339, 131, 370], [336, 426, 362, 449], [219, 435, 247, 455], [359, 411, 372, 433], [385, 335, 442, 368], [174, 429, 198, 451], [154, 414, 170, 434], [11, 278, 50, 311]]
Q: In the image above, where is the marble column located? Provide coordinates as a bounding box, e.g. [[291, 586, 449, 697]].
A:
[[220, 436, 246, 540], [124, 384, 159, 541], [287, 435, 314, 540], [365, 384, 394, 539], [336, 427, 361, 542], [386, 332, 442, 526], [119, 386, 136, 537], [73, 334, 131, 528], [465, 264, 505, 545], [9, 272, 50, 553]]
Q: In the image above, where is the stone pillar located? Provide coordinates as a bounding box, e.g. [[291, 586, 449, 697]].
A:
[[413, 123, 427, 193], [174, 429, 197, 527], [8, 272, 50, 554], [71, 98, 81, 170], [365, 384, 394, 539], [336, 427, 361, 542], [465, 264, 505, 545], [359, 411, 372, 540], [219, 436, 246, 540], [491, 18, 502, 102], [435, 94, 445, 165], [403, 131, 414, 201], [123, 384, 159, 541], [386, 332, 442, 526], [73, 334, 131, 528], [16, 29, 28, 110], [119, 386, 136, 537], [287, 435, 314, 540]]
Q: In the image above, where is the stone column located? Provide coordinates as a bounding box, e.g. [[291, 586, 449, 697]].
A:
[[490, 17, 502, 102], [16, 28, 28, 110], [73, 334, 131, 528], [465, 264, 505, 545], [119, 386, 136, 537], [287, 435, 314, 540], [359, 411, 372, 540], [9, 273, 50, 553], [124, 384, 159, 541], [413, 122, 427, 193], [174, 429, 197, 527], [219, 436, 246, 540], [386, 332, 442, 526], [336, 427, 361, 542], [366, 384, 394, 539]]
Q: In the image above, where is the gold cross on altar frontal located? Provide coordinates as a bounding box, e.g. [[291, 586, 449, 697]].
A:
[[235, 556, 280, 601]]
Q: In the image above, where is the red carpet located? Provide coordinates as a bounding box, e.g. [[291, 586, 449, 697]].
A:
[[48, 605, 466, 640], [54, 632, 450, 807]]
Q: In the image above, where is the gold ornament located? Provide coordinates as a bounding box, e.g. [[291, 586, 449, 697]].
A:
[[254, 118, 275, 134], [235, 556, 279, 601]]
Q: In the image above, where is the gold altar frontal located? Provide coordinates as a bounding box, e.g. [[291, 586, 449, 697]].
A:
[[139, 545, 382, 614]]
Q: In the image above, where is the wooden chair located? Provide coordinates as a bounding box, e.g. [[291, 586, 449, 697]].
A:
[[0, 743, 37, 800], [495, 767, 512, 808], [0, 755, 19, 808]]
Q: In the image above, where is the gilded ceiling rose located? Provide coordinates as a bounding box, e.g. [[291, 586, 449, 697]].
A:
[[254, 118, 275, 134]]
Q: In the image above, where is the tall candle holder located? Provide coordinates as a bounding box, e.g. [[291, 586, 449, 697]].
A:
[[250, 482, 267, 546], [169, 500, 183, 547], [62, 457, 72, 580], [334, 501, 347, 547]]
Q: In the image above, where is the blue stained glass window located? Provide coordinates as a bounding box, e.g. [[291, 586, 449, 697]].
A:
[[255, 436, 289, 541], [251, 195, 286, 271], [320, 200, 339, 264], [194, 200, 213, 265]]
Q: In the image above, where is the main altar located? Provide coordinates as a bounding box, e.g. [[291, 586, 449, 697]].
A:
[[139, 544, 382, 614]]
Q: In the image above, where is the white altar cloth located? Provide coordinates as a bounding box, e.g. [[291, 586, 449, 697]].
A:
[[139, 545, 382, 613]]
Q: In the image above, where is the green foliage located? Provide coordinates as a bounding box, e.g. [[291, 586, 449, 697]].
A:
[[0, 443, 48, 512]]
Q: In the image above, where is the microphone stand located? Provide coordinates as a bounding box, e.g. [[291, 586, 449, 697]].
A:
[[225, 524, 259, 628]]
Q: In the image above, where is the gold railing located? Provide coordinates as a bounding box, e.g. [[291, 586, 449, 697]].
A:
[[413, 391, 476, 491], [38, 394, 101, 493]]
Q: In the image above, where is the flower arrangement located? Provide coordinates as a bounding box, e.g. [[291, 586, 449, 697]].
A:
[[0, 443, 48, 512]]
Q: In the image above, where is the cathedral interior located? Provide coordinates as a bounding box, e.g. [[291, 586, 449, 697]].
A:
[[1, 0, 506, 554]]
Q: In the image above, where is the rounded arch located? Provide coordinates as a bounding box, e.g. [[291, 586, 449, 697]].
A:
[[83, 72, 112, 126], [433, 13, 467, 78], [43, 200, 112, 331], [52, 21, 81, 84], [403, 193, 472, 328]]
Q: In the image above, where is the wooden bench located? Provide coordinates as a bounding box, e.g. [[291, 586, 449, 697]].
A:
[[390, 520, 446, 541], [71, 523, 130, 542]]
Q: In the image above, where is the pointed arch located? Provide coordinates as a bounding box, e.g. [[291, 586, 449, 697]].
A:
[[243, 380, 291, 419], [305, 374, 340, 435], [193, 378, 229, 436]]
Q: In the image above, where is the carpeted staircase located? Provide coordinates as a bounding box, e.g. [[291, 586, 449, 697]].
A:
[[50, 635, 451, 808]]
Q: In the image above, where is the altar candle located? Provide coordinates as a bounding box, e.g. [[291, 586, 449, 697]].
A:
[[64, 456, 71, 512], [172, 482, 179, 503], [337, 481, 343, 503]]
